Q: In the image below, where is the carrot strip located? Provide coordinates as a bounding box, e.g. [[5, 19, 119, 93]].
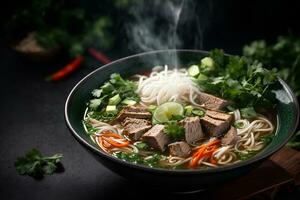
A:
[[105, 138, 129, 147], [96, 131, 130, 149], [188, 139, 220, 168]]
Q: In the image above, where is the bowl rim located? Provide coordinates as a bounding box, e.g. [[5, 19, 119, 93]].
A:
[[65, 49, 299, 174]]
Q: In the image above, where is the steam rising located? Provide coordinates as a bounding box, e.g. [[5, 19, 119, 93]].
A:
[[126, 0, 212, 67]]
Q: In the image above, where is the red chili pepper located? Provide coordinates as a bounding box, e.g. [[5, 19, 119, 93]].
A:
[[46, 55, 84, 81], [88, 48, 110, 64]]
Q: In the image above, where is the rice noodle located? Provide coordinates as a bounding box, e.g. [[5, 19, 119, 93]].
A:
[[137, 65, 204, 106], [234, 116, 274, 153], [161, 156, 191, 167]]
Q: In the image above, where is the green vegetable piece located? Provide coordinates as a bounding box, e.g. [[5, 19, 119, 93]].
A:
[[164, 121, 185, 141], [108, 94, 121, 105], [188, 65, 200, 77], [236, 150, 258, 161], [185, 105, 193, 116], [147, 105, 157, 113], [240, 107, 257, 118], [234, 121, 245, 129], [101, 82, 114, 93], [192, 108, 205, 117], [106, 105, 117, 112], [89, 99, 102, 110], [121, 99, 137, 106], [135, 142, 149, 150], [197, 73, 208, 82], [200, 57, 215, 71], [15, 149, 63, 179]]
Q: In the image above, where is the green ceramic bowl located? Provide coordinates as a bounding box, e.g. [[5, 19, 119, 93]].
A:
[[65, 50, 299, 192]]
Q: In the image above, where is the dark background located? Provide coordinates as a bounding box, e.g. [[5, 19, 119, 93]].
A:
[[0, 0, 300, 199]]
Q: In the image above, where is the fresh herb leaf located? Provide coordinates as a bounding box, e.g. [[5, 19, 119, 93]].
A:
[[91, 89, 102, 97], [113, 152, 162, 167], [191, 108, 205, 117], [164, 121, 185, 141], [143, 154, 163, 167], [88, 73, 140, 121], [196, 49, 277, 109], [135, 142, 149, 150], [236, 150, 259, 161], [234, 121, 246, 129], [83, 120, 99, 134], [15, 149, 63, 179], [89, 99, 102, 110], [243, 36, 300, 149], [240, 107, 257, 118]]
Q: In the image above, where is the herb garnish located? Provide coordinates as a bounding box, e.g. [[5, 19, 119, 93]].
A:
[[15, 149, 63, 179], [193, 49, 277, 117], [113, 152, 163, 167], [164, 120, 185, 141], [88, 73, 140, 121]]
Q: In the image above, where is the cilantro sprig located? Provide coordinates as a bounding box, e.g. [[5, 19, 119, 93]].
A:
[[194, 49, 277, 118], [15, 149, 63, 179], [88, 73, 140, 121]]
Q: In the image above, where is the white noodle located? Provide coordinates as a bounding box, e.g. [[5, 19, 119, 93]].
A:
[[137, 65, 203, 106]]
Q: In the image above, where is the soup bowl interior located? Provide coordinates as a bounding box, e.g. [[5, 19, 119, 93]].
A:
[[65, 50, 299, 191]]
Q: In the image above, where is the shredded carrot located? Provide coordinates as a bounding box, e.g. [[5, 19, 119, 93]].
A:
[[105, 138, 129, 147], [188, 139, 220, 168], [101, 132, 123, 139], [95, 131, 130, 150]]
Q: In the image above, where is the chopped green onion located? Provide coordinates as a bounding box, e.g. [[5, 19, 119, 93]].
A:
[[184, 105, 193, 116], [106, 105, 117, 112], [188, 65, 200, 77], [200, 57, 215, 71], [121, 99, 137, 105], [192, 108, 205, 117], [108, 94, 121, 105]]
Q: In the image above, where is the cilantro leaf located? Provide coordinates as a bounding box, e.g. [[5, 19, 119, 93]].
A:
[[196, 49, 277, 110], [164, 121, 185, 141], [88, 73, 140, 121], [15, 149, 63, 179]]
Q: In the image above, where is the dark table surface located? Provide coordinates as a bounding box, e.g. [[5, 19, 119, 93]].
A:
[[0, 29, 299, 200]]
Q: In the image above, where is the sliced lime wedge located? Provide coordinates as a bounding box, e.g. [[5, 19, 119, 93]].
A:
[[153, 102, 184, 123]]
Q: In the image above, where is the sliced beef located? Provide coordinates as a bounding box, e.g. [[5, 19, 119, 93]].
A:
[[205, 110, 233, 123], [122, 118, 152, 141], [168, 141, 191, 158], [142, 124, 170, 151], [116, 105, 152, 122], [181, 116, 204, 144], [197, 92, 230, 110], [200, 115, 229, 137], [221, 126, 240, 145]]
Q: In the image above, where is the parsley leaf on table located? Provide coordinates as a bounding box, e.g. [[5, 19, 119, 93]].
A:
[[15, 149, 63, 179]]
